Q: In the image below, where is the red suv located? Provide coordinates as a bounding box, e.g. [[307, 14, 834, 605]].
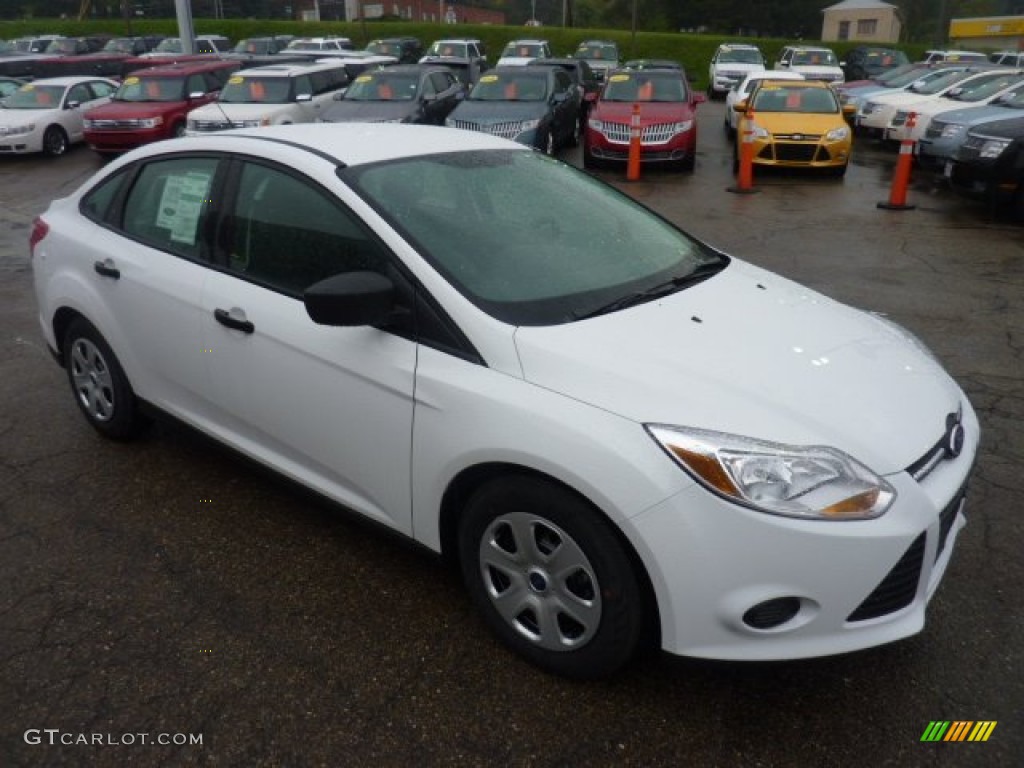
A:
[[584, 66, 704, 172], [83, 60, 239, 156]]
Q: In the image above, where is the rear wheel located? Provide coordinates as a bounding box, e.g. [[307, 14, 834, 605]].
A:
[[42, 125, 68, 157], [63, 317, 146, 440], [458, 475, 647, 679]]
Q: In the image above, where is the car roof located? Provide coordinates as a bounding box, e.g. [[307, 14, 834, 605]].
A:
[[20, 75, 115, 87], [131, 60, 238, 76], [758, 78, 830, 88], [237, 60, 348, 76], [505, 39, 548, 45], [717, 43, 760, 50], [149, 123, 526, 167]]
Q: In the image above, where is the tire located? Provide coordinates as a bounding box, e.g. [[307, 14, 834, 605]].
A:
[[828, 162, 848, 178], [458, 475, 646, 679], [43, 125, 68, 157], [63, 317, 145, 440], [679, 153, 695, 172]]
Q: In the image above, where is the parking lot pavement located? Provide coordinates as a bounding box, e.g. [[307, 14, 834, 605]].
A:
[[2, 108, 1022, 767]]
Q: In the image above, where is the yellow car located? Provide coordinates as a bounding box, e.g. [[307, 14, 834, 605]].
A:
[[733, 79, 856, 176]]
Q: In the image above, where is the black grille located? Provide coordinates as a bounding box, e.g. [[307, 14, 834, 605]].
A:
[[847, 534, 925, 622], [770, 143, 819, 162], [936, 486, 966, 562]]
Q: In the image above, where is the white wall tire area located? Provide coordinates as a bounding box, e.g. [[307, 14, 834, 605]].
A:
[[458, 475, 647, 679], [62, 317, 146, 440]]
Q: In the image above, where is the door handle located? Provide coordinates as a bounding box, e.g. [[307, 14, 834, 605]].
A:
[[93, 259, 120, 279], [214, 308, 255, 334]]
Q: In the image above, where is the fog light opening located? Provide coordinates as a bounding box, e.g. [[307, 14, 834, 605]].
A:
[[742, 597, 802, 630]]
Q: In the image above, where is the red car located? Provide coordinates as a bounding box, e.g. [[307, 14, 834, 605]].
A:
[[83, 60, 240, 156], [583, 66, 704, 171]]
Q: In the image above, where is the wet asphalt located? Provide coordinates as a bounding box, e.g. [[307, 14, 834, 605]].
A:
[[1, 101, 1022, 767]]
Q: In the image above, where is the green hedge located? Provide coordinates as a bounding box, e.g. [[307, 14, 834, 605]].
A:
[[0, 18, 929, 89]]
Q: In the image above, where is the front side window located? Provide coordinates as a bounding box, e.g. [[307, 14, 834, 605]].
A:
[[122, 157, 219, 260], [226, 162, 389, 295], [345, 151, 724, 325]]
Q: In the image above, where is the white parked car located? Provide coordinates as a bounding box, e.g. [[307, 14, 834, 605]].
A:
[[708, 43, 765, 98], [496, 39, 552, 67], [885, 70, 1024, 142], [31, 124, 978, 678], [857, 67, 998, 138], [0, 76, 117, 155], [775, 45, 844, 84], [724, 70, 804, 138], [185, 61, 349, 134]]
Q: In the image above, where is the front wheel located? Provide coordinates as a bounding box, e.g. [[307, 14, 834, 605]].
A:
[[63, 317, 146, 440], [458, 475, 647, 679], [43, 125, 68, 157]]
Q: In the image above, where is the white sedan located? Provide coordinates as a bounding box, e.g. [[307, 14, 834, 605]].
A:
[[0, 76, 118, 156], [31, 124, 978, 678], [724, 70, 804, 138]]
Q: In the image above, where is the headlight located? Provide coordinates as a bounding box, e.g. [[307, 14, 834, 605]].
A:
[[646, 425, 896, 520], [238, 119, 263, 128], [519, 118, 541, 132], [82, 119, 96, 129], [940, 124, 965, 139], [138, 116, 164, 129], [980, 138, 1011, 159], [187, 119, 199, 131], [751, 124, 769, 139], [825, 125, 850, 141], [672, 120, 693, 134], [7, 123, 35, 136], [587, 118, 603, 130], [444, 117, 455, 127]]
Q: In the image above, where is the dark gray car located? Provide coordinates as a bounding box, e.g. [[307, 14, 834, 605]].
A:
[[320, 65, 465, 125], [444, 67, 581, 154]]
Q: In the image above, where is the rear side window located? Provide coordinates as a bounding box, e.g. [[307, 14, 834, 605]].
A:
[[122, 157, 220, 260], [81, 170, 129, 224]]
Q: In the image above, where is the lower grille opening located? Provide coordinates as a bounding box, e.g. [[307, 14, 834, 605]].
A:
[[847, 534, 926, 622]]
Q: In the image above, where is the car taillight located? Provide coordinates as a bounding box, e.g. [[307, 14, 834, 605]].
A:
[[29, 216, 49, 258]]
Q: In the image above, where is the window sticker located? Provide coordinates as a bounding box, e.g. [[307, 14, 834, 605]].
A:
[[609, 74, 630, 82], [479, 74, 498, 83], [124, 76, 139, 85], [155, 171, 212, 245], [355, 75, 373, 83], [228, 75, 244, 84]]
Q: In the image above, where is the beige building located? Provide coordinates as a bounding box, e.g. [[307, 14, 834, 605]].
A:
[[821, 0, 902, 44]]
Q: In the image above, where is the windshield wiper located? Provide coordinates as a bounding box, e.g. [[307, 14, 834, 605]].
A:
[[571, 260, 726, 321]]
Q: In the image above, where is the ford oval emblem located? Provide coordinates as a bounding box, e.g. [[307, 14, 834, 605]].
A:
[[944, 413, 965, 458]]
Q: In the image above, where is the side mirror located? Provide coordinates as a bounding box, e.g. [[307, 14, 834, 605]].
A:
[[187, 91, 205, 100], [693, 92, 707, 105], [296, 93, 312, 102], [66, 100, 80, 110], [842, 104, 857, 117], [304, 271, 396, 327], [733, 100, 749, 113], [422, 92, 438, 103]]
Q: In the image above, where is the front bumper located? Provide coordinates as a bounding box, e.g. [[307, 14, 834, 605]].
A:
[[0, 129, 43, 154], [749, 136, 851, 169], [630, 399, 978, 660], [584, 124, 696, 164], [85, 126, 168, 153]]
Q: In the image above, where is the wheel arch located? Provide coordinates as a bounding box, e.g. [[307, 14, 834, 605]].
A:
[[438, 461, 662, 647], [52, 305, 87, 364]]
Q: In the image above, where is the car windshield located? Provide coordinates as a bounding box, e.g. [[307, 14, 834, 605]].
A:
[[911, 69, 972, 94], [3, 84, 64, 109], [219, 75, 291, 103], [864, 50, 908, 68], [792, 50, 838, 66], [719, 48, 763, 65], [877, 65, 928, 86], [470, 72, 548, 101], [344, 150, 724, 325], [948, 72, 1024, 102], [344, 73, 419, 101], [233, 39, 271, 54], [603, 72, 685, 102], [152, 39, 182, 53], [752, 84, 837, 113], [575, 44, 617, 60], [102, 39, 135, 54], [502, 42, 546, 58], [114, 76, 186, 102], [368, 41, 399, 56], [45, 39, 81, 54], [427, 42, 468, 58]]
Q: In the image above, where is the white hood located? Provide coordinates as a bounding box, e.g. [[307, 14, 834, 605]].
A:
[[513, 260, 961, 474]]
